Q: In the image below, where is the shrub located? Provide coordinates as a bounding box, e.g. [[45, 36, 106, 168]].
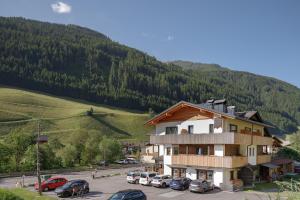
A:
[[0, 188, 24, 200]]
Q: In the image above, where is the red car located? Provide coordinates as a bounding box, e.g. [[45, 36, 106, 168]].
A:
[[35, 177, 68, 191]]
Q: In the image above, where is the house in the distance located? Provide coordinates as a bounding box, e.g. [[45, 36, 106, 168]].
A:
[[146, 99, 278, 190]]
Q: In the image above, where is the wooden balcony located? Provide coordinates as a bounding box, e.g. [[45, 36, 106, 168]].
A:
[[256, 154, 271, 164], [172, 154, 248, 168], [150, 132, 273, 145]]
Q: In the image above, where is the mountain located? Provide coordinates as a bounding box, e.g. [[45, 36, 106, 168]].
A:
[[0, 17, 299, 135], [0, 87, 151, 142]]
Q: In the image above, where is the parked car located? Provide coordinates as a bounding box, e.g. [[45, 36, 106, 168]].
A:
[[99, 160, 109, 166], [189, 179, 214, 193], [170, 177, 191, 190], [108, 189, 146, 200], [34, 177, 67, 191], [139, 172, 158, 185], [54, 179, 89, 198], [127, 171, 142, 184], [115, 159, 129, 164], [151, 175, 172, 188], [127, 159, 140, 164]]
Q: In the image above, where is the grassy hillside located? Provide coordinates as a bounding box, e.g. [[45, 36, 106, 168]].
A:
[[0, 87, 151, 143]]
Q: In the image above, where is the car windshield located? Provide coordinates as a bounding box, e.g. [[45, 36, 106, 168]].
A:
[[172, 179, 183, 183], [127, 172, 135, 176], [191, 180, 202, 185], [108, 192, 126, 200], [140, 173, 147, 178], [153, 176, 161, 180]]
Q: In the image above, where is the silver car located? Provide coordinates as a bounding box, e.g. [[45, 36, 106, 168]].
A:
[[151, 175, 172, 188], [189, 179, 214, 193]]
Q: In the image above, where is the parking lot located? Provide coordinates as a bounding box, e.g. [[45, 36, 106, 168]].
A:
[[0, 167, 274, 200]]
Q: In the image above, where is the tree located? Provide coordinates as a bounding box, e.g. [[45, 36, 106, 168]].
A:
[[277, 147, 300, 161], [99, 136, 122, 162], [286, 130, 300, 151], [0, 142, 12, 172], [81, 136, 101, 165], [57, 144, 77, 167], [5, 131, 35, 171]]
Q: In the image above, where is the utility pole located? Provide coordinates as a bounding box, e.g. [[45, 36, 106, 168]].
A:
[[36, 119, 42, 196]]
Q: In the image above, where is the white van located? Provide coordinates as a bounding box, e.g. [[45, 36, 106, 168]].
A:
[[126, 170, 142, 184], [139, 172, 158, 186]]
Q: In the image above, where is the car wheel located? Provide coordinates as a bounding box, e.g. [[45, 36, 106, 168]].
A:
[[135, 179, 139, 184], [162, 183, 166, 188], [43, 187, 48, 192]]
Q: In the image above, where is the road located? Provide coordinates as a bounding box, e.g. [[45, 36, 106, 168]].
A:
[[0, 167, 275, 200]]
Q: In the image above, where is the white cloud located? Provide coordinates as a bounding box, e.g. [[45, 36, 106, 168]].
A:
[[51, 2, 72, 14], [167, 35, 175, 41]]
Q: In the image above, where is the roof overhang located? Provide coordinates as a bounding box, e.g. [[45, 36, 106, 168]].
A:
[[261, 163, 280, 169], [146, 101, 274, 128]]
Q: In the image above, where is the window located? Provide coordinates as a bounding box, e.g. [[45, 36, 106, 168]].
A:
[[230, 171, 234, 180], [248, 147, 252, 156], [197, 170, 213, 180], [196, 147, 202, 155], [252, 148, 255, 156], [263, 146, 268, 154], [209, 124, 214, 133], [172, 168, 186, 178], [230, 124, 238, 132], [166, 127, 178, 135], [173, 146, 179, 155], [166, 147, 171, 155], [207, 171, 213, 181], [196, 146, 208, 155], [188, 125, 194, 134]]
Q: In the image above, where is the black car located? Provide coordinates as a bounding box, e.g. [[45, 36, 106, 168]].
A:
[[170, 177, 191, 190], [108, 189, 146, 200], [54, 179, 89, 197]]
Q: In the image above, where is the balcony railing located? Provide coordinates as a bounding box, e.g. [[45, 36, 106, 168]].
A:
[[172, 154, 248, 168], [150, 132, 273, 145], [256, 154, 271, 164]]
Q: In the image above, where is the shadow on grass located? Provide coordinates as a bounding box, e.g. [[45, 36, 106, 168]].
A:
[[91, 114, 131, 136]]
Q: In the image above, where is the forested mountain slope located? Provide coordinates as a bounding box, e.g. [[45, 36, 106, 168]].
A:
[[0, 17, 299, 135]]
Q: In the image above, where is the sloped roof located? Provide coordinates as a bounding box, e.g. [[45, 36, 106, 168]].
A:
[[146, 101, 274, 128]]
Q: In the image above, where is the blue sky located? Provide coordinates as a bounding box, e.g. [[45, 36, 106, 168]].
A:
[[1, 0, 299, 87]]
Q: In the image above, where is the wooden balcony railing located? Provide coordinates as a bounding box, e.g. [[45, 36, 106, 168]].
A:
[[256, 154, 271, 164], [172, 154, 248, 168], [150, 132, 273, 145]]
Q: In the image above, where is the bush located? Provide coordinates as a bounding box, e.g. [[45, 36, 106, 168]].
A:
[[0, 188, 24, 200]]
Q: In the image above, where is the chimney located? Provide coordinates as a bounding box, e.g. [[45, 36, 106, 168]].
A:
[[227, 106, 236, 115]]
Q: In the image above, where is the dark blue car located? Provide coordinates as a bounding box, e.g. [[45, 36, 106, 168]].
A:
[[170, 177, 191, 190], [54, 179, 89, 197], [108, 189, 146, 200]]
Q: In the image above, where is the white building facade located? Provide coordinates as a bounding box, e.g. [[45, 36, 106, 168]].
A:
[[148, 100, 274, 190]]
